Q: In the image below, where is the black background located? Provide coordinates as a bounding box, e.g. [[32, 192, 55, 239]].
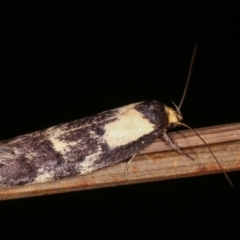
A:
[[1, 2, 240, 239]]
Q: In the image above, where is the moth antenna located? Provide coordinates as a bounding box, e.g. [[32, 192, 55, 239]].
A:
[[178, 45, 198, 110], [172, 101, 181, 115], [180, 122, 233, 187]]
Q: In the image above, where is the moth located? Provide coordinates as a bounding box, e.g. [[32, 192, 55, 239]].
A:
[[0, 46, 231, 186]]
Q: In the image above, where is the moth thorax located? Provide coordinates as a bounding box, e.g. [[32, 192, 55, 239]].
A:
[[164, 106, 183, 127]]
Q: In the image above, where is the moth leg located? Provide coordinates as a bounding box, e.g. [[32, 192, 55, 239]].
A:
[[125, 155, 136, 181], [162, 132, 194, 160]]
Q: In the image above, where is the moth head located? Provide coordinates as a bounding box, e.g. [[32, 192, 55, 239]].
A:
[[164, 105, 183, 129]]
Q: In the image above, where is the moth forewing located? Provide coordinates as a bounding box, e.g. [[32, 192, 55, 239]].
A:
[[0, 101, 170, 186]]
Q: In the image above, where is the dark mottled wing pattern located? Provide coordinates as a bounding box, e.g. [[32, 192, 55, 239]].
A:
[[0, 101, 168, 186]]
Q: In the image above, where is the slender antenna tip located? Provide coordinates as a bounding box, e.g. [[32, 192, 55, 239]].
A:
[[178, 45, 198, 110]]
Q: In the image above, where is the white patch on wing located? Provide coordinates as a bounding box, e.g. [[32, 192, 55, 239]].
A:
[[47, 128, 78, 154], [34, 169, 53, 183], [78, 146, 103, 173], [116, 102, 141, 114], [103, 105, 154, 148]]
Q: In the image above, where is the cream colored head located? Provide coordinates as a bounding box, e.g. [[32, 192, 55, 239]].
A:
[[164, 106, 182, 127]]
